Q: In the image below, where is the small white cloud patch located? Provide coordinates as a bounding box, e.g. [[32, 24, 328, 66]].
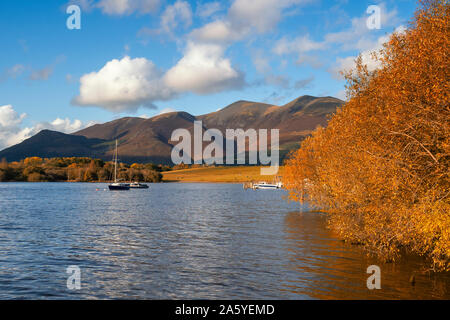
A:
[[0, 105, 88, 150], [329, 25, 406, 79], [97, 0, 160, 15], [160, 0, 192, 36]]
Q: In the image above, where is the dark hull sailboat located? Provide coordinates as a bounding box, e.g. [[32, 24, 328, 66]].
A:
[[108, 140, 130, 191], [108, 183, 130, 191]]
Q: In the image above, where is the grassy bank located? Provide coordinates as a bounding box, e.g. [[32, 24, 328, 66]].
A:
[[162, 166, 283, 183]]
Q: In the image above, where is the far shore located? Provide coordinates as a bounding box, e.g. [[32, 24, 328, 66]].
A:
[[162, 166, 284, 183], [0, 166, 284, 184]]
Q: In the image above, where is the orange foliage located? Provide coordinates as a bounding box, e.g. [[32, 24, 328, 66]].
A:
[[130, 163, 143, 169], [283, 0, 449, 271], [24, 157, 43, 166]]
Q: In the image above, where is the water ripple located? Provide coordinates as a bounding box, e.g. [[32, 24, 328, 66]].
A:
[[0, 182, 448, 299]]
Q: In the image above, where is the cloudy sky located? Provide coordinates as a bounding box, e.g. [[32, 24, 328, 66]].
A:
[[0, 0, 416, 149]]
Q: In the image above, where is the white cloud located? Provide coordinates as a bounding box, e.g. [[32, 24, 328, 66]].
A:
[[160, 0, 192, 36], [294, 76, 314, 89], [329, 25, 406, 79], [264, 74, 290, 89], [137, 0, 311, 104], [0, 64, 26, 82], [28, 56, 65, 82], [190, 20, 237, 44], [175, 0, 312, 94], [272, 35, 325, 70], [73, 56, 174, 112], [8, 64, 26, 79], [324, 3, 399, 52], [228, 0, 303, 34], [273, 35, 325, 55], [296, 55, 323, 68], [251, 50, 293, 89], [74, 48, 245, 111], [164, 42, 245, 94], [336, 89, 347, 101], [29, 66, 53, 81], [139, 1, 192, 38], [74, 0, 321, 112], [252, 50, 271, 74], [47, 118, 85, 132], [196, 1, 222, 18], [190, 0, 310, 44], [271, 3, 400, 69], [66, 0, 95, 11], [0, 105, 26, 129], [66, 0, 160, 14], [330, 54, 380, 79], [157, 107, 176, 115], [0, 105, 88, 150], [97, 0, 160, 15]]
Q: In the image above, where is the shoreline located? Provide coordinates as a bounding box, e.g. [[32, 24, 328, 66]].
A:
[[163, 180, 245, 184], [0, 180, 245, 184], [0, 181, 246, 184], [1, 166, 283, 184], [162, 166, 284, 184]]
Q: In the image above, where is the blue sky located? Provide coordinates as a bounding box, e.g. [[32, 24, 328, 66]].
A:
[[0, 0, 417, 149]]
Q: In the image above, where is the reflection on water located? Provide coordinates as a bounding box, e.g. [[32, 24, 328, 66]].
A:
[[283, 212, 450, 299], [0, 182, 448, 299]]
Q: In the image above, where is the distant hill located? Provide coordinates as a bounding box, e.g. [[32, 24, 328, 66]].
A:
[[0, 96, 343, 164], [199, 95, 341, 146], [0, 130, 108, 160]]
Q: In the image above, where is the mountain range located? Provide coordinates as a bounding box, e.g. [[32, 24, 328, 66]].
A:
[[0, 95, 343, 164]]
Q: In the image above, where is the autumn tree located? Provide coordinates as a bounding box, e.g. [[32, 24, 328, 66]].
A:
[[24, 157, 43, 166], [283, 0, 449, 270], [0, 156, 164, 183]]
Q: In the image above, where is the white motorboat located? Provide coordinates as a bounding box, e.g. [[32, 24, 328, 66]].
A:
[[252, 181, 282, 190], [129, 182, 149, 189]]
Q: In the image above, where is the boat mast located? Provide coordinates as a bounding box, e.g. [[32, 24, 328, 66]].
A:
[[114, 139, 118, 183]]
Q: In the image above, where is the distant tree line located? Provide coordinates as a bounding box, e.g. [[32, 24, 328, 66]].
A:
[[0, 157, 170, 183]]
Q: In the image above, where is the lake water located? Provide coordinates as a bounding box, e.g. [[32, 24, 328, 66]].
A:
[[0, 183, 448, 299]]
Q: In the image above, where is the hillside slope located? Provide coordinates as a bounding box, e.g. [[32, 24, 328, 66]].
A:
[[0, 96, 343, 164]]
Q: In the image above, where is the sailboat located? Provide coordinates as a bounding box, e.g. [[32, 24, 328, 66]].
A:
[[108, 140, 130, 191]]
